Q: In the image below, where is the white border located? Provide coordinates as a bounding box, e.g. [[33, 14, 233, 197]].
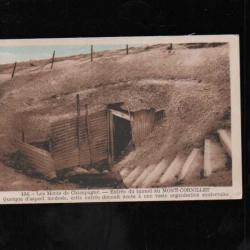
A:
[[0, 35, 242, 204]]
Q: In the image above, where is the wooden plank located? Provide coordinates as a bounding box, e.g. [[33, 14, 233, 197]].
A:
[[91, 137, 108, 144], [52, 137, 77, 146], [50, 108, 109, 170], [88, 121, 108, 128], [110, 109, 130, 120], [52, 119, 78, 129], [16, 141, 56, 179], [92, 140, 108, 147], [177, 148, 203, 181], [124, 166, 144, 187], [17, 142, 52, 157], [52, 131, 87, 141], [89, 111, 107, 118], [76, 94, 81, 167], [54, 152, 80, 161], [85, 104, 93, 165], [120, 168, 131, 178], [53, 144, 78, 151], [53, 132, 78, 140], [51, 125, 78, 134], [131, 164, 155, 188], [107, 110, 111, 165], [52, 137, 78, 146], [131, 109, 155, 146], [52, 117, 84, 129], [159, 154, 186, 185], [110, 111, 114, 163], [141, 159, 169, 188]]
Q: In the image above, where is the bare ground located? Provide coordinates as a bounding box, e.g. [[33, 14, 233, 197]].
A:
[[0, 43, 231, 188], [0, 162, 79, 191]]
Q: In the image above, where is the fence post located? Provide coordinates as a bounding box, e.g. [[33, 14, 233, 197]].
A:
[[51, 50, 55, 69], [85, 104, 93, 166], [11, 62, 17, 79], [126, 44, 129, 55], [90, 45, 93, 62]]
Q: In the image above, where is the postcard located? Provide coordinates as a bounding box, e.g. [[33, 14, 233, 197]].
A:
[[0, 35, 242, 203]]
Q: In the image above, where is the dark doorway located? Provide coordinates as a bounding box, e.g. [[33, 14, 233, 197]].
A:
[[113, 115, 132, 160]]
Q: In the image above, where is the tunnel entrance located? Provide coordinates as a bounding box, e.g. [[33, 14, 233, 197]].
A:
[[113, 115, 132, 160], [108, 107, 133, 163], [108, 105, 157, 164]]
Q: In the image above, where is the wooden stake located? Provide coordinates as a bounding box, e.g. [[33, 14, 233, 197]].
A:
[[76, 94, 80, 117], [126, 44, 129, 55], [85, 104, 93, 166], [51, 50, 55, 69], [11, 62, 17, 79], [90, 45, 93, 62]]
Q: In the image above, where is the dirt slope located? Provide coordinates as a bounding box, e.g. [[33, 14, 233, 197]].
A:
[[0, 44, 230, 178], [0, 162, 78, 191]]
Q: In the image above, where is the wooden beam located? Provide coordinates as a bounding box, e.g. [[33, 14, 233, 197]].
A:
[[51, 50, 55, 69], [109, 109, 130, 120], [11, 62, 17, 79], [76, 94, 80, 146], [91, 45, 93, 62], [107, 110, 112, 166], [109, 111, 114, 164], [76, 94, 81, 167], [85, 104, 93, 166]]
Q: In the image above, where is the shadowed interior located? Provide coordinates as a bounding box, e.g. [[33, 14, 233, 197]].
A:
[[113, 115, 132, 160]]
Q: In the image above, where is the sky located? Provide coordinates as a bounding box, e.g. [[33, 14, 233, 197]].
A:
[[0, 44, 141, 64]]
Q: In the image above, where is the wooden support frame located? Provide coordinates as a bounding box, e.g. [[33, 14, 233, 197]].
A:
[[109, 109, 130, 121], [108, 108, 133, 166], [76, 94, 81, 166], [108, 110, 115, 165], [85, 104, 93, 166]]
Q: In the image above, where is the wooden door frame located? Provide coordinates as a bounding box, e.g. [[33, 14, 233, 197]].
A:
[[108, 109, 132, 166]]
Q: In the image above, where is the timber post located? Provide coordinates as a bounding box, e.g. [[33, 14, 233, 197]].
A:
[[85, 104, 93, 166], [76, 94, 81, 166], [51, 50, 55, 69], [90, 45, 93, 62], [11, 62, 17, 79], [126, 44, 129, 55]]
